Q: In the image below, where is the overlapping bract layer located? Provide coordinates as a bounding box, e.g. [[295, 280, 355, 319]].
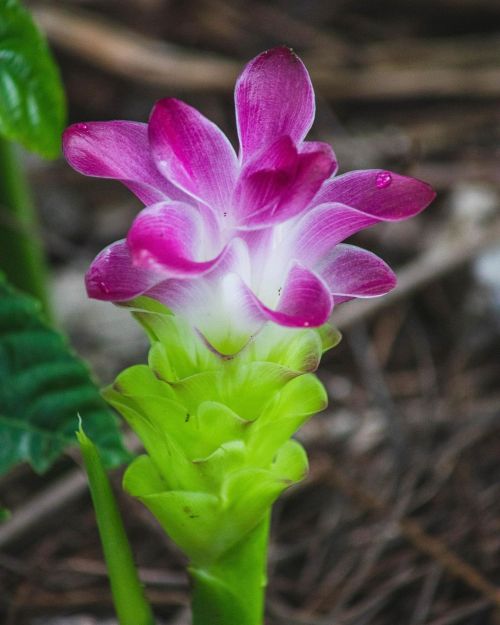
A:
[[104, 303, 338, 563], [64, 46, 435, 355]]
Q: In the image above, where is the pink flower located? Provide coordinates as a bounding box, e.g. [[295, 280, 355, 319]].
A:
[[63, 47, 435, 353]]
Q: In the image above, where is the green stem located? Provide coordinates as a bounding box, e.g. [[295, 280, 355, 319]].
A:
[[77, 427, 155, 625], [0, 138, 51, 318], [189, 513, 270, 625]]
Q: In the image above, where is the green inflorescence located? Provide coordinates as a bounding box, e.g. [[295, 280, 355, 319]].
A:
[[105, 298, 340, 567]]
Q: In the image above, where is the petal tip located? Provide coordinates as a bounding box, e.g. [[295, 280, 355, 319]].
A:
[[62, 123, 90, 161], [396, 172, 437, 213], [84, 264, 111, 300], [150, 97, 183, 118], [253, 45, 303, 65], [396, 173, 436, 212], [235, 45, 314, 162], [385, 268, 398, 293]]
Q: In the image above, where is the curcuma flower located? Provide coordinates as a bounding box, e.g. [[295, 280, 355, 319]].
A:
[[68, 48, 435, 625], [63, 46, 434, 355]]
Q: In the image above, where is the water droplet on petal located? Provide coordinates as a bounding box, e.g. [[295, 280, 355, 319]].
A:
[[303, 321, 310, 327], [98, 280, 110, 295], [375, 171, 392, 189], [76, 123, 88, 131]]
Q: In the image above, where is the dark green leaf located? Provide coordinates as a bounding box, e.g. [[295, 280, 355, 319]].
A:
[[0, 0, 66, 157], [0, 273, 130, 474], [0, 506, 10, 522]]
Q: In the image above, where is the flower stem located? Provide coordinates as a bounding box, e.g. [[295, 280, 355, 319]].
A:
[[77, 427, 155, 625], [189, 513, 270, 625], [0, 138, 51, 318]]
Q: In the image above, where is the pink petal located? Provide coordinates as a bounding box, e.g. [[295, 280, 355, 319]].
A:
[[236, 263, 333, 328], [146, 237, 251, 305], [127, 202, 223, 277], [313, 169, 436, 218], [289, 202, 382, 266], [235, 47, 315, 162], [318, 244, 396, 303], [85, 239, 162, 301], [148, 98, 239, 210], [238, 228, 274, 280], [265, 142, 335, 226], [289, 168, 435, 266], [234, 136, 298, 223], [246, 135, 299, 171], [146, 277, 206, 316], [62, 121, 188, 205], [301, 140, 338, 169], [145, 240, 258, 354], [237, 140, 335, 229]]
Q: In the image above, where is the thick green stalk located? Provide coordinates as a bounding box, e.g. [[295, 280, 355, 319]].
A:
[[77, 428, 155, 625], [189, 513, 270, 625], [0, 138, 51, 317]]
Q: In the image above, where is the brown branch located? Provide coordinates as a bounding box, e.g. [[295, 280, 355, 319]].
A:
[[319, 456, 500, 607], [17, 587, 187, 610], [32, 4, 500, 99], [0, 469, 87, 548], [31, 5, 240, 92]]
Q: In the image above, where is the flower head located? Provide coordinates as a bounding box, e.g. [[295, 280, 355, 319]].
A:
[[64, 47, 434, 354]]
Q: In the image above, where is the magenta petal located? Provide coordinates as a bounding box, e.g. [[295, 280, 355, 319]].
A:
[[234, 136, 298, 223], [275, 263, 333, 325], [85, 239, 161, 301], [268, 142, 335, 224], [145, 277, 205, 316], [144, 239, 257, 354], [301, 140, 338, 174], [237, 263, 333, 328], [290, 168, 433, 266], [149, 99, 239, 210], [244, 135, 298, 171], [238, 228, 274, 280], [127, 202, 223, 277], [240, 142, 335, 229], [145, 237, 251, 312], [62, 121, 188, 205], [289, 202, 381, 266], [314, 169, 436, 218], [318, 244, 396, 303], [235, 47, 315, 161]]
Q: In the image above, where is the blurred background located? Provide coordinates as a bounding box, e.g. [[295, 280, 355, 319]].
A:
[[1, 0, 500, 623]]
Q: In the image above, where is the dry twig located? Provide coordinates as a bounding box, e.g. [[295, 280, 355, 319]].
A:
[[320, 456, 500, 607], [32, 4, 500, 99]]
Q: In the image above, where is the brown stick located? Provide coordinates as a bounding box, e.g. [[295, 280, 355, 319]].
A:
[[31, 5, 240, 92], [32, 4, 500, 99], [322, 457, 500, 606], [0, 469, 87, 548]]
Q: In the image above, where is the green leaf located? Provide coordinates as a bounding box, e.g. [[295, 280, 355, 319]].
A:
[[78, 428, 154, 625], [0, 0, 66, 157], [0, 273, 129, 474], [0, 506, 10, 522]]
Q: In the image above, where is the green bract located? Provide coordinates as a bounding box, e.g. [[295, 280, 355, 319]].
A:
[[105, 300, 340, 566]]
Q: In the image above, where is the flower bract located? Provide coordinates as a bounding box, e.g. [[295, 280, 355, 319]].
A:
[[64, 46, 435, 355]]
